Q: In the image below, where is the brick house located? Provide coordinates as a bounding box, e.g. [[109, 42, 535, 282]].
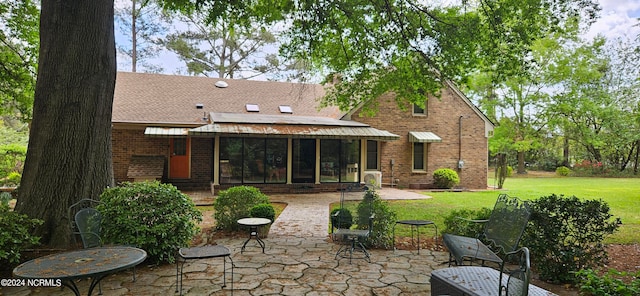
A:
[[112, 72, 493, 193]]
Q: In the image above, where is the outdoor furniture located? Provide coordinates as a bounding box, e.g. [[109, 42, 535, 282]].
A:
[[237, 217, 271, 253], [13, 246, 147, 296], [431, 247, 556, 296], [69, 198, 102, 247], [393, 219, 438, 254], [442, 194, 531, 267], [331, 185, 375, 263], [74, 207, 137, 288], [176, 245, 234, 295], [75, 208, 103, 248]]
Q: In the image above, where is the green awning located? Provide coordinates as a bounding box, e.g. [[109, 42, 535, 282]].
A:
[[408, 131, 442, 143]]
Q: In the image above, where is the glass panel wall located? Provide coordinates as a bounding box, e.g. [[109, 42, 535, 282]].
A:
[[243, 138, 265, 183], [320, 140, 339, 182], [292, 139, 315, 183], [219, 137, 287, 184], [266, 139, 287, 183], [219, 137, 242, 184], [341, 140, 360, 182], [320, 139, 360, 183]]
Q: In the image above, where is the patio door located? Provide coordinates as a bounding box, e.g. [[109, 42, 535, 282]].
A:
[[169, 138, 190, 179], [292, 139, 315, 183]]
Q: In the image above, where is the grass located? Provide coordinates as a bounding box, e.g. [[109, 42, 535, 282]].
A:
[[388, 174, 640, 244]]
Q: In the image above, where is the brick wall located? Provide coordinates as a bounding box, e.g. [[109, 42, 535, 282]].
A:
[[112, 128, 168, 184], [112, 128, 213, 189], [353, 86, 489, 189]]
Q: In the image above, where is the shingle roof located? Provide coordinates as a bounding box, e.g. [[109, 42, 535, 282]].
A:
[[113, 72, 344, 125]]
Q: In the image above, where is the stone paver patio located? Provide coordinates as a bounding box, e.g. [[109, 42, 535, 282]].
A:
[[2, 188, 450, 296]]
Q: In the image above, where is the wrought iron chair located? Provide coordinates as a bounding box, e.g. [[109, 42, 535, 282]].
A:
[[331, 185, 375, 263], [442, 193, 531, 269], [501, 247, 532, 296], [75, 208, 103, 248], [431, 247, 539, 296], [69, 198, 102, 247], [74, 208, 104, 294], [74, 207, 137, 292]]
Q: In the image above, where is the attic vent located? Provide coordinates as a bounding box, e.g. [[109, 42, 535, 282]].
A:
[[246, 104, 260, 112], [279, 105, 292, 113], [215, 81, 228, 88], [196, 103, 204, 109]]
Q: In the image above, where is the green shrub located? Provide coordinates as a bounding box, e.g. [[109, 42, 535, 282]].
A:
[[433, 168, 460, 189], [522, 194, 620, 284], [358, 188, 397, 249], [250, 203, 275, 221], [442, 208, 492, 238], [98, 181, 202, 264], [0, 143, 26, 181], [214, 186, 269, 231], [506, 166, 513, 177], [0, 203, 42, 264], [6, 172, 21, 186], [575, 269, 640, 296], [0, 192, 11, 206], [555, 166, 571, 176], [330, 208, 353, 229]]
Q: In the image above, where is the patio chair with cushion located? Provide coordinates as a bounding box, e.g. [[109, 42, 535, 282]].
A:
[[331, 184, 375, 263], [442, 193, 531, 268], [431, 247, 556, 296]]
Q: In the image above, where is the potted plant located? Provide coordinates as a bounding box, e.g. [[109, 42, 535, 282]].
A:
[[250, 203, 275, 238]]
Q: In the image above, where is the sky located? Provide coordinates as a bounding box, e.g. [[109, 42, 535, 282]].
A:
[[116, 0, 640, 77], [584, 0, 640, 40]]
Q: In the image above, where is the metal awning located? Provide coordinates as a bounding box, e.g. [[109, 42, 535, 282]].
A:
[[190, 123, 400, 141], [144, 127, 188, 137], [409, 131, 442, 143]]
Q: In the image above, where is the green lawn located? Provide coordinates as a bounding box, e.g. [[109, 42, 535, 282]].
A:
[[390, 175, 640, 244]]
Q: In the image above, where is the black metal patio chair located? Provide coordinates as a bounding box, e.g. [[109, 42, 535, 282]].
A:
[[331, 184, 375, 263], [431, 247, 541, 296], [442, 193, 531, 268], [74, 206, 137, 294]]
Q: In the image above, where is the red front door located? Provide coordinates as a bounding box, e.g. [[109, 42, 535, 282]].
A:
[[169, 138, 190, 179]]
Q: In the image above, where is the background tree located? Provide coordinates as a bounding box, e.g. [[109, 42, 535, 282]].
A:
[[14, 0, 603, 248], [0, 0, 39, 122], [278, 0, 600, 113], [115, 0, 168, 73], [161, 12, 281, 79], [546, 36, 640, 173]]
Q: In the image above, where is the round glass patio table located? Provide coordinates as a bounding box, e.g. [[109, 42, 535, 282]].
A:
[[13, 246, 146, 296]]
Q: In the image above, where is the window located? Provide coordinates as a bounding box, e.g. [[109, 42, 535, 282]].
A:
[[172, 138, 187, 156], [219, 137, 287, 184], [320, 139, 361, 183], [292, 139, 315, 183], [412, 142, 427, 171], [245, 104, 259, 112], [366, 140, 378, 170], [413, 102, 427, 116], [279, 105, 292, 113]]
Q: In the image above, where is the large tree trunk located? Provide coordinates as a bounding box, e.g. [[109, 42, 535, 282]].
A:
[[15, 0, 116, 249]]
